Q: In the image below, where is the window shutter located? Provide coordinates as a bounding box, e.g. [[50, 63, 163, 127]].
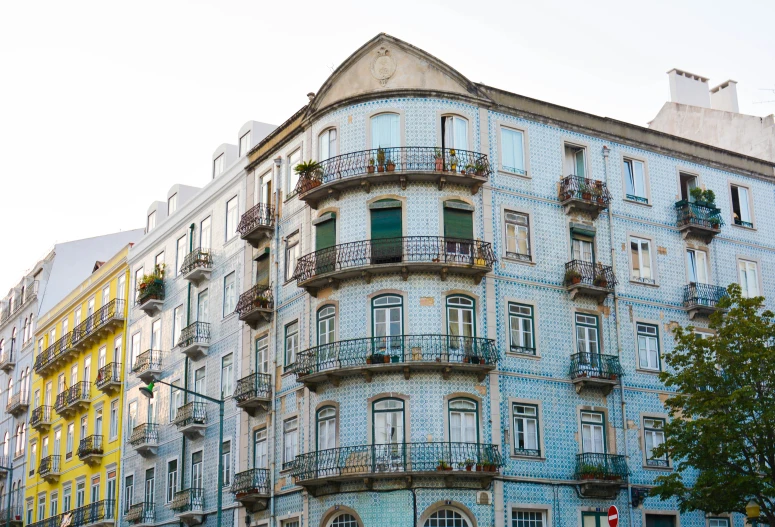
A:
[[370, 206, 402, 240], [315, 219, 336, 250], [444, 207, 474, 240]]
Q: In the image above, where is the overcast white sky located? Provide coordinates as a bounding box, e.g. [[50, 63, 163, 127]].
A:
[[1, 0, 774, 295]]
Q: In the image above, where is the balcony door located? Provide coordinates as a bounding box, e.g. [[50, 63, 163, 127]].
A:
[[447, 296, 474, 357], [372, 398, 405, 473], [580, 412, 605, 454], [679, 172, 698, 202], [253, 429, 267, 469], [372, 295, 403, 357], [686, 249, 708, 284], [316, 407, 336, 451], [317, 306, 336, 367], [370, 113, 400, 151], [449, 399, 477, 443], [572, 236, 594, 264], [575, 314, 601, 374], [315, 216, 337, 275], [192, 451, 203, 491], [441, 115, 468, 151], [144, 469, 154, 505], [197, 290, 209, 323], [200, 217, 211, 251], [443, 201, 474, 261], [370, 200, 402, 265]]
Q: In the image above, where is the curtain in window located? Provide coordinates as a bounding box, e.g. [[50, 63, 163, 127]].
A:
[[501, 128, 524, 173], [581, 423, 604, 453], [737, 187, 751, 222], [371, 114, 400, 150]]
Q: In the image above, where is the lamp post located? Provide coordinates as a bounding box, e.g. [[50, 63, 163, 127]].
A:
[[139, 380, 224, 527]]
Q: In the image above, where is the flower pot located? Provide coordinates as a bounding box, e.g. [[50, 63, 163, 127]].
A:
[[595, 281, 608, 288], [366, 357, 373, 364], [367, 166, 375, 174], [470, 357, 481, 365], [571, 276, 582, 285], [597, 197, 605, 205], [476, 465, 483, 472], [450, 164, 457, 172], [474, 257, 487, 266], [463, 357, 470, 363], [386, 163, 396, 172], [437, 466, 444, 471], [446, 466, 453, 471], [391, 355, 400, 363], [466, 465, 473, 471], [582, 192, 592, 200], [383, 355, 390, 364], [435, 160, 444, 171], [377, 165, 385, 173]]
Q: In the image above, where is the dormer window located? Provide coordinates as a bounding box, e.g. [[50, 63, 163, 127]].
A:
[[146, 211, 156, 233], [168, 193, 177, 215], [239, 131, 251, 157], [213, 154, 224, 179]]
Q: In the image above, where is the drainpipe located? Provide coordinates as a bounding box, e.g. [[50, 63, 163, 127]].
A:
[[270, 157, 282, 527], [181, 223, 195, 491], [602, 146, 633, 525]]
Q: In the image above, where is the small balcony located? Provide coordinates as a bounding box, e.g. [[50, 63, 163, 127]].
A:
[[54, 381, 91, 417], [238, 203, 275, 248], [180, 249, 213, 286], [175, 322, 210, 360], [124, 502, 154, 527], [235, 285, 273, 329], [0, 504, 23, 527], [129, 423, 159, 457], [132, 350, 162, 383], [293, 237, 495, 296], [675, 200, 723, 242], [290, 335, 498, 391], [23, 281, 39, 304], [294, 147, 491, 209], [234, 372, 272, 416], [170, 488, 204, 526], [558, 176, 611, 219], [569, 353, 624, 395], [96, 362, 122, 394], [77, 435, 104, 464], [0, 456, 9, 479], [5, 392, 28, 417], [231, 468, 270, 511], [0, 351, 14, 373], [173, 401, 207, 439], [72, 299, 125, 350], [71, 499, 116, 527], [564, 260, 616, 304], [684, 283, 728, 320], [136, 280, 164, 317], [33, 333, 74, 375], [575, 452, 628, 498], [291, 442, 503, 495], [30, 405, 53, 432], [38, 455, 61, 482], [28, 515, 65, 527]]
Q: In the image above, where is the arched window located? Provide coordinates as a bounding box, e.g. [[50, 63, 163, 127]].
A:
[[316, 406, 336, 450], [328, 514, 359, 527], [370, 113, 400, 150], [14, 426, 20, 455], [441, 115, 469, 151], [448, 399, 478, 443], [7, 378, 13, 397], [372, 295, 403, 349], [19, 425, 25, 454], [423, 509, 472, 527], [9, 328, 15, 353], [319, 128, 337, 161], [317, 306, 336, 346], [0, 340, 4, 357], [446, 296, 475, 356], [22, 319, 27, 343], [372, 398, 404, 445], [2, 432, 8, 457]]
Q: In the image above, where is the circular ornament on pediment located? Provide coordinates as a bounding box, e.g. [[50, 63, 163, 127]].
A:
[[371, 47, 396, 86]]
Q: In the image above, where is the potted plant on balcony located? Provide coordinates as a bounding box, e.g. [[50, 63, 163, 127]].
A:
[[253, 294, 269, 309], [449, 149, 458, 172], [390, 353, 401, 363], [434, 149, 444, 171], [708, 216, 721, 229], [593, 265, 609, 288], [294, 160, 323, 189], [376, 148, 386, 172], [368, 158, 376, 174], [689, 186, 704, 205], [474, 162, 486, 177], [579, 464, 598, 480], [386, 157, 396, 172], [581, 182, 592, 201], [565, 268, 582, 285], [463, 459, 474, 471], [474, 242, 488, 267], [436, 459, 452, 471], [139, 264, 166, 297]]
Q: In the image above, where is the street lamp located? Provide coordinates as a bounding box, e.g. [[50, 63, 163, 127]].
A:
[[139, 380, 224, 527]]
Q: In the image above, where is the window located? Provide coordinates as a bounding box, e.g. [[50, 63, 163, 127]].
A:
[[449, 399, 477, 443], [239, 131, 251, 157], [66, 423, 74, 458], [423, 510, 472, 527], [76, 480, 85, 508], [221, 354, 233, 396], [623, 158, 648, 203], [166, 460, 177, 503], [213, 154, 224, 178], [564, 143, 586, 178], [738, 259, 760, 298], [731, 184, 753, 227], [447, 296, 475, 355], [37, 494, 44, 522], [144, 469, 155, 506], [222, 441, 231, 486], [317, 406, 336, 450], [637, 323, 660, 371], [370, 113, 400, 150], [501, 127, 526, 175], [575, 313, 599, 356], [441, 115, 468, 151], [283, 418, 298, 467], [194, 367, 206, 402], [679, 172, 699, 202], [287, 149, 301, 195], [168, 193, 177, 215], [282, 521, 300, 527], [709, 519, 729, 527], [170, 381, 182, 420], [110, 400, 119, 439], [319, 128, 337, 161], [197, 289, 209, 321], [630, 237, 655, 284], [512, 404, 540, 457], [133, 267, 143, 302], [26, 500, 32, 525], [329, 514, 359, 527], [373, 398, 404, 445], [200, 217, 211, 250], [151, 319, 161, 350], [508, 303, 535, 355], [62, 485, 71, 515], [686, 249, 709, 284], [285, 231, 300, 281], [226, 196, 238, 241], [123, 475, 133, 513], [147, 211, 156, 233], [580, 411, 605, 453], [572, 233, 594, 264], [176, 235, 186, 277], [372, 295, 403, 355], [172, 305, 183, 347], [127, 402, 137, 441], [505, 211, 530, 261], [28, 442, 36, 476], [644, 417, 667, 467], [257, 171, 272, 206], [223, 272, 236, 316], [285, 321, 299, 367], [253, 429, 268, 469], [317, 306, 336, 346], [130, 332, 141, 369], [255, 335, 269, 374]]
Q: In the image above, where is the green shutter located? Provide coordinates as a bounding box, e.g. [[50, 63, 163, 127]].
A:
[[370, 201, 402, 264], [316, 219, 336, 250], [444, 207, 473, 240]]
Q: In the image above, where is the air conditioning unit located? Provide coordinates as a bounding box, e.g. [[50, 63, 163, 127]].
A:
[[476, 491, 492, 505]]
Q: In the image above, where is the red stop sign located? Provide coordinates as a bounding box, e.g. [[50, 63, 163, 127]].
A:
[[608, 506, 619, 527]]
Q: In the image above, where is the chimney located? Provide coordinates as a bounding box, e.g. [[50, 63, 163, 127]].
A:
[[710, 80, 739, 113], [667, 68, 710, 108]]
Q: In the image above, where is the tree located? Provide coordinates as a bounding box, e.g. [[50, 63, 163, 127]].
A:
[[651, 284, 775, 524]]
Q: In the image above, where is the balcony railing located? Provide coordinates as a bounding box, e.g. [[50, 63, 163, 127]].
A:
[[30, 405, 52, 430], [28, 513, 65, 527], [129, 423, 159, 453], [564, 260, 616, 303], [54, 391, 68, 414], [96, 362, 122, 391], [293, 236, 495, 291], [132, 350, 162, 382], [559, 176, 611, 218], [177, 322, 210, 349], [5, 392, 28, 416], [238, 203, 275, 247], [291, 442, 502, 486], [0, 351, 14, 372], [38, 455, 61, 478], [235, 285, 273, 328], [234, 372, 272, 411], [77, 435, 103, 460], [294, 147, 491, 202], [0, 503, 22, 524], [72, 299, 125, 345], [575, 452, 628, 482], [66, 381, 91, 406], [70, 499, 116, 526], [180, 248, 213, 276], [684, 283, 728, 312], [232, 468, 270, 497], [136, 279, 164, 307], [34, 332, 74, 374], [675, 200, 723, 241], [170, 488, 204, 513], [569, 353, 624, 381], [124, 502, 154, 524], [174, 401, 207, 428]]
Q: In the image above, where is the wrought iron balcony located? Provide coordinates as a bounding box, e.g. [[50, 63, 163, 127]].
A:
[[231, 468, 270, 511], [132, 350, 162, 383], [575, 452, 628, 498], [136, 279, 164, 316], [293, 236, 495, 295], [5, 392, 28, 417], [70, 499, 116, 527], [675, 200, 723, 242], [171, 488, 204, 525], [684, 283, 728, 320], [23, 280, 39, 304], [234, 372, 272, 416], [559, 176, 612, 219], [38, 455, 61, 482], [0, 503, 22, 526], [72, 299, 125, 349], [30, 405, 53, 432], [175, 321, 210, 360], [55, 381, 90, 417], [291, 442, 502, 493], [238, 203, 275, 247], [0, 351, 15, 373], [235, 285, 273, 329], [294, 147, 491, 208], [564, 260, 616, 303], [28, 513, 65, 527], [180, 248, 213, 285], [34, 332, 74, 375], [124, 502, 154, 526], [569, 353, 624, 395], [129, 423, 159, 456], [290, 334, 498, 390], [0, 456, 9, 478], [77, 435, 103, 464], [96, 362, 122, 393], [173, 402, 207, 439]]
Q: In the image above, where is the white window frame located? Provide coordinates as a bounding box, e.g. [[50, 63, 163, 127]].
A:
[[226, 196, 239, 241], [286, 148, 302, 197], [239, 131, 251, 157], [729, 182, 755, 229], [223, 272, 236, 316], [282, 417, 298, 469], [736, 256, 762, 298], [504, 209, 533, 263], [213, 154, 224, 178], [628, 234, 658, 286], [622, 155, 650, 204], [497, 123, 530, 177], [635, 321, 661, 372], [510, 507, 551, 527], [220, 353, 233, 398], [642, 415, 669, 469], [285, 232, 300, 282]]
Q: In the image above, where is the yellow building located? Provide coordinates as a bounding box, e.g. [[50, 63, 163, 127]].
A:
[[25, 246, 132, 527]]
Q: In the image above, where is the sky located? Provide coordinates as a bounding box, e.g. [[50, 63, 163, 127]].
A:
[[1, 0, 774, 295]]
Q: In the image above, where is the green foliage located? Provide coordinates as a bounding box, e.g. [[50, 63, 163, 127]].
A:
[[689, 187, 717, 207], [651, 284, 775, 519], [294, 160, 323, 177]]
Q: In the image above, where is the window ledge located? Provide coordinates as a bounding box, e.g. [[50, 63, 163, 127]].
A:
[[635, 368, 661, 376], [222, 312, 238, 322], [511, 454, 546, 461], [629, 279, 659, 288], [732, 223, 756, 232], [502, 257, 535, 266], [505, 351, 541, 360], [624, 198, 651, 207], [498, 169, 530, 179], [643, 464, 672, 471]]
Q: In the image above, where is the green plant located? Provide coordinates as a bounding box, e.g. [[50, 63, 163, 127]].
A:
[[294, 160, 323, 178], [139, 264, 166, 289], [474, 162, 486, 173], [369, 158, 375, 166], [434, 148, 442, 159], [376, 148, 386, 165], [702, 189, 716, 206], [565, 268, 582, 284], [437, 459, 451, 470], [689, 186, 704, 202]]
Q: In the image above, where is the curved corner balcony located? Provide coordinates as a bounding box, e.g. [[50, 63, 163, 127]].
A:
[[129, 423, 159, 457], [173, 401, 207, 439], [558, 176, 611, 220], [5, 392, 28, 417], [293, 237, 495, 295], [72, 299, 125, 351], [238, 203, 275, 248], [569, 353, 623, 395], [234, 372, 272, 416], [70, 499, 116, 527], [132, 350, 162, 383], [290, 335, 498, 391], [30, 405, 53, 432], [291, 442, 502, 494], [171, 488, 204, 526], [684, 283, 728, 320], [675, 200, 723, 242], [231, 468, 270, 511], [180, 249, 213, 286], [136, 280, 164, 317], [575, 452, 628, 499], [96, 362, 122, 394], [235, 285, 273, 329], [175, 321, 210, 360], [294, 147, 492, 208], [564, 260, 616, 304]]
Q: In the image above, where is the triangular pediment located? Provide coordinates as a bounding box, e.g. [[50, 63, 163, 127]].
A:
[[307, 33, 490, 116]]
